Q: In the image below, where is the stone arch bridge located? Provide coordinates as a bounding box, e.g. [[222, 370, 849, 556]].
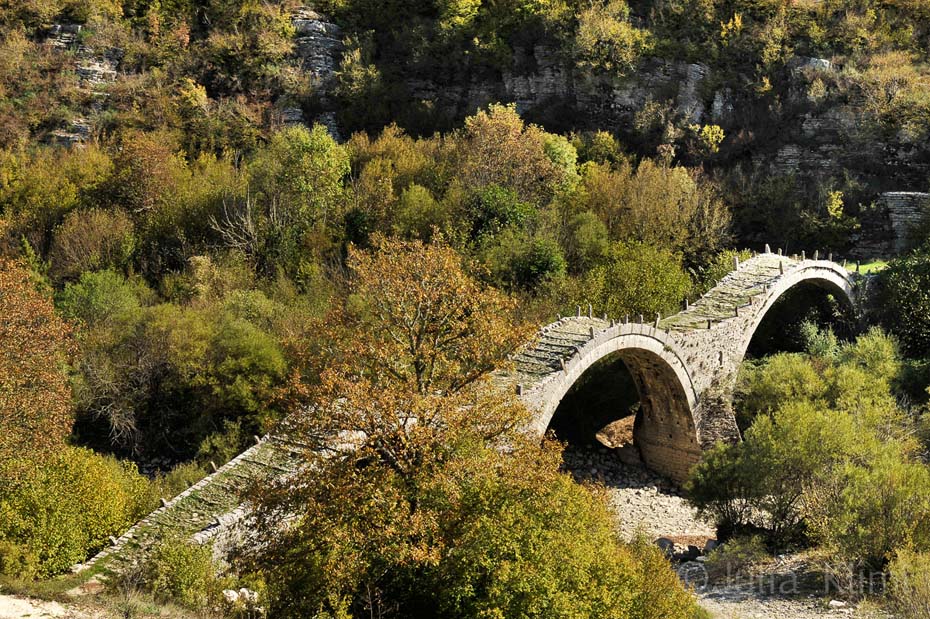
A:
[[503, 251, 859, 481], [80, 251, 858, 575]]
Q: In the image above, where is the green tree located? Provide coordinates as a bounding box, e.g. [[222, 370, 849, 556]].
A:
[[252, 124, 350, 230], [575, 0, 652, 76], [580, 241, 692, 318]]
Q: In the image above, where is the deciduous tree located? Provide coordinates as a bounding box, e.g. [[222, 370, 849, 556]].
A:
[[0, 258, 73, 480]]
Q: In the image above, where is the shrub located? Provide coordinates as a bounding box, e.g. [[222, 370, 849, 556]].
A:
[[888, 549, 930, 619], [143, 537, 218, 609], [694, 333, 930, 564], [483, 229, 567, 290], [48, 208, 136, 283], [688, 401, 862, 549], [817, 450, 930, 567], [696, 249, 752, 294], [56, 269, 144, 327], [564, 211, 609, 273], [393, 184, 446, 240], [799, 320, 838, 359], [468, 184, 535, 240], [576, 160, 730, 266], [734, 353, 827, 428], [703, 535, 769, 582], [153, 462, 209, 501], [0, 540, 39, 580], [575, 0, 653, 76], [877, 250, 930, 357], [72, 301, 288, 458], [0, 447, 154, 577]]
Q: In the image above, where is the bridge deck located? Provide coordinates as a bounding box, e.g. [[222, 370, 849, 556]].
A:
[[77, 437, 300, 576], [511, 252, 803, 391]]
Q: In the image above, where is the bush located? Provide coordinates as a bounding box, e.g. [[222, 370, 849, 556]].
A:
[[143, 537, 218, 609], [468, 184, 535, 240], [877, 250, 930, 357], [153, 462, 209, 501], [0, 447, 155, 577], [580, 241, 692, 318], [703, 535, 768, 582], [56, 269, 144, 327], [393, 184, 447, 240], [696, 249, 752, 295], [564, 211, 609, 273], [734, 353, 827, 428], [0, 540, 39, 580], [576, 159, 730, 265], [575, 0, 653, 76], [818, 450, 930, 567], [48, 208, 136, 283], [72, 300, 288, 458], [888, 549, 930, 619]]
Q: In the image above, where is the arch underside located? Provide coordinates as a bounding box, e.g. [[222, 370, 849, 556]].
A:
[[544, 342, 702, 483], [619, 349, 702, 482], [741, 273, 858, 362]]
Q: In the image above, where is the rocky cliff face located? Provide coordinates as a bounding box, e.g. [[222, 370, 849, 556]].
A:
[[43, 24, 122, 145], [290, 7, 344, 139], [412, 44, 928, 256]]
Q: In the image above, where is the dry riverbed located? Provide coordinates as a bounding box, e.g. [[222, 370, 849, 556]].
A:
[[562, 443, 894, 619]]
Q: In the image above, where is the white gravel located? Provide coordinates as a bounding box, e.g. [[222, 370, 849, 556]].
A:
[[560, 444, 894, 619], [0, 594, 99, 619], [561, 444, 715, 540]]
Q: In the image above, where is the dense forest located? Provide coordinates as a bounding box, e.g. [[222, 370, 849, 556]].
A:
[[3, 0, 930, 617]]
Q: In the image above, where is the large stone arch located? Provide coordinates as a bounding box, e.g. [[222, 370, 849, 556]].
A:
[[520, 322, 702, 481], [511, 255, 860, 482]]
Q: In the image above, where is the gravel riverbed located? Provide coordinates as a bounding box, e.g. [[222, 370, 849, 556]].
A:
[[561, 443, 894, 619]]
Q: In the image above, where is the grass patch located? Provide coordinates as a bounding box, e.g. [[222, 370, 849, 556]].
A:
[[847, 259, 888, 274], [0, 568, 97, 602]]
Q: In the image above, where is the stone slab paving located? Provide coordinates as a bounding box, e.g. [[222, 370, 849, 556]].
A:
[[77, 436, 301, 577]]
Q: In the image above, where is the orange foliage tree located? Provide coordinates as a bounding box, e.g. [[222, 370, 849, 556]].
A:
[[277, 235, 534, 474], [246, 237, 701, 618], [0, 258, 74, 481]]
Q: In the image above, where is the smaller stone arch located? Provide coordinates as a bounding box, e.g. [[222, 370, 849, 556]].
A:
[[735, 260, 859, 366]]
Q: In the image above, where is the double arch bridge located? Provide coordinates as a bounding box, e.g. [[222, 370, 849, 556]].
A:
[[505, 251, 859, 482]]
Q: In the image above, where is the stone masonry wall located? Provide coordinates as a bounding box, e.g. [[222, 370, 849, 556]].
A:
[[883, 192, 930, 254]]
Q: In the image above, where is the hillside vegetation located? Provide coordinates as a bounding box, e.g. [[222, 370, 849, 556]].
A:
[[3, 0, 930, 617]]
